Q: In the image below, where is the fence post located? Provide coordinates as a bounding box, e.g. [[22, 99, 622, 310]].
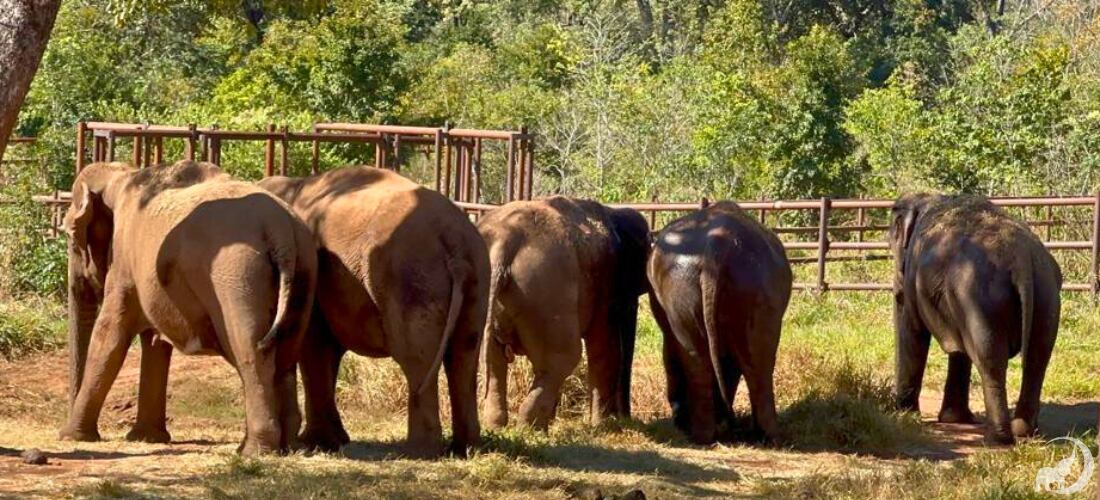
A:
[[186, 124, 197, 161], [434, 128, 444, 192], [279, 126, 289, 176], [1091, 190, 1099, 297], [75, 122, 86, 174], [817, 197, 831, 293]]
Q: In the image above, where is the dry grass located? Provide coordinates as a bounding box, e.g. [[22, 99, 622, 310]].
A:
[[0, 290, 1096, 498]]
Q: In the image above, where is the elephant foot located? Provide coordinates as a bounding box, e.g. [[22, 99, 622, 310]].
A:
[[482, 408, 508, 431], [237, 437, 280, 456], [125, 426, 171, 444], [983, 428, 1015, 447], [403, 439, 444, 460], [59, 426, 101, 442], [937, 407, 977, 424], [299, 426, 350, 453], [1010, 418, 1037, 438]]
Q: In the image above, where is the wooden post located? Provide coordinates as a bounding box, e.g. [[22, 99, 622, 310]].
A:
[[106, 131, 116, 161], [816, 198, 831, 293], [264, 124, 275, 177], [75, 122, 86, 174], [154, 136, 163, 165], [443, 134, 452, 199], [143, 135, 152, 168], [392, 135, 401, 173], [186, 124, 197, 161]]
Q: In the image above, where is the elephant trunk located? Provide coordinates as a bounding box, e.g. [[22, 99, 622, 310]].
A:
[[67, 249, 98, 408]]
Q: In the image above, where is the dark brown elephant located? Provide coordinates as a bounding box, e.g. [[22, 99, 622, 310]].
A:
[[61, 160, 317, 455], [477, 197, 649, 430], [891, 194, 1061, 445], [258, 167, 489, 457], [648, 201, 791, 445]]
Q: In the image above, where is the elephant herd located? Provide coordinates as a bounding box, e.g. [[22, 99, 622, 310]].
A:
[[58, 160, 1062, 457]]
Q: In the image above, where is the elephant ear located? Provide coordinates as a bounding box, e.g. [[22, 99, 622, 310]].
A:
[[64, 182, 97, 252]]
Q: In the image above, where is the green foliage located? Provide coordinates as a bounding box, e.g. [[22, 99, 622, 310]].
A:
[[0, 299, 65, 360], [8, 0, 1100, 297]]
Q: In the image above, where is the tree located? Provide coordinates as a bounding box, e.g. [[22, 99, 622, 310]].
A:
[[0, 0, 61, 161]]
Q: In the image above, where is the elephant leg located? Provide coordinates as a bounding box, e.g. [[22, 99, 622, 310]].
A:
[[278, 367, 302, 451], [126, 330, 173, 443], [480, 320, 512, 431], [938, 353, 976, 424], [224, 309, 284, 455], [299, 320, 349, 452], [894, 313, 930, 413], [444, 323, 482, 456], [652, 297, 688, 432], [735, 315, 780, 443], [584, 312, 622, 425], [519, 344, 581, 431], [60, 289, 140, 442], [1012, 326, 1056, 438], [399, 357, 444, 458]]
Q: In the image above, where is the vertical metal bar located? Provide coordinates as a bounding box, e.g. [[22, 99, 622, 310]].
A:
[[143, 136, 151, 168], [856, 205, 865, 243], [186, 124, 197, 161], [311, 139, 319, 175], [279, 126, 289, 176], [106, 132, 116, 161], [516, 138, 526, 201], [466, 142, 474, 202], [1045, 202, 1053, 242], [131, 134, 141, 167], [392, 136, 401, 173], [264, 124, 275, 177], [374, 136, 383, 169], [443, 135, 452, 199], [212, 137, 222, 165], [433, 129, 444, 192], [817, 198, 831, 293], [505, 135, 515, 203], [474, 138, 482, 203], [1091, 191, 1100, 297], [522, 127, 534, 199], [456, 140, 466, 201], [75, 122, 86, 173], [93, 137, 103, 162], [154, 136, 163, 165]]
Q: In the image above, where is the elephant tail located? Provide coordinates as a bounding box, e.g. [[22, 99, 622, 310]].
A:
[[258, 227, 300, 351], [481, 240, 515, 401], [701, 270, 732, 410], [416, 258, 468, 395], [1013, 251, 1035, 361]]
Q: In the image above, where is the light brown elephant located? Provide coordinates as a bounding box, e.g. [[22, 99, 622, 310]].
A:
[[477, 196, 650, 430], [61, 160, 317, 455], [258, 167, 489, 457]]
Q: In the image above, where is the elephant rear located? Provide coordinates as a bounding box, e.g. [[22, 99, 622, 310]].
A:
[[648, 201, 790, 444]]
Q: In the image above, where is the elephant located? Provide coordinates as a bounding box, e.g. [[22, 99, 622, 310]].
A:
[[890, 193, 1062, 445], [60, 160, 317, 455], [258, 166, 489, 457], [647, 201, 791, 445], [476, 196, 650, 430]]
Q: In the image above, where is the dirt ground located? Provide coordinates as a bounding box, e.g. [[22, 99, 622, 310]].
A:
[[0, 351, 1094, 498]]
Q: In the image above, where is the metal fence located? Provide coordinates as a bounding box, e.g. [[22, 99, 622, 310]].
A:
[[455, 196, 1100, 295], [73, 121, 535, 203], [28, 122, 1100, 295]]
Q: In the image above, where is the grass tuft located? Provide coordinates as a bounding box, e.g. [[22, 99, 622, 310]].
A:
[[0, 297, 64, 360]]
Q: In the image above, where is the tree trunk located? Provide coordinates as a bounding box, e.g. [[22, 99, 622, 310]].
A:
[[0, 0, 61, 162]]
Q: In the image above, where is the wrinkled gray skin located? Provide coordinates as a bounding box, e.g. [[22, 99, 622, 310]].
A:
[[648, 201, 791, 445], [891, 193, 1062, 445], [61, 160, 317, 455]]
